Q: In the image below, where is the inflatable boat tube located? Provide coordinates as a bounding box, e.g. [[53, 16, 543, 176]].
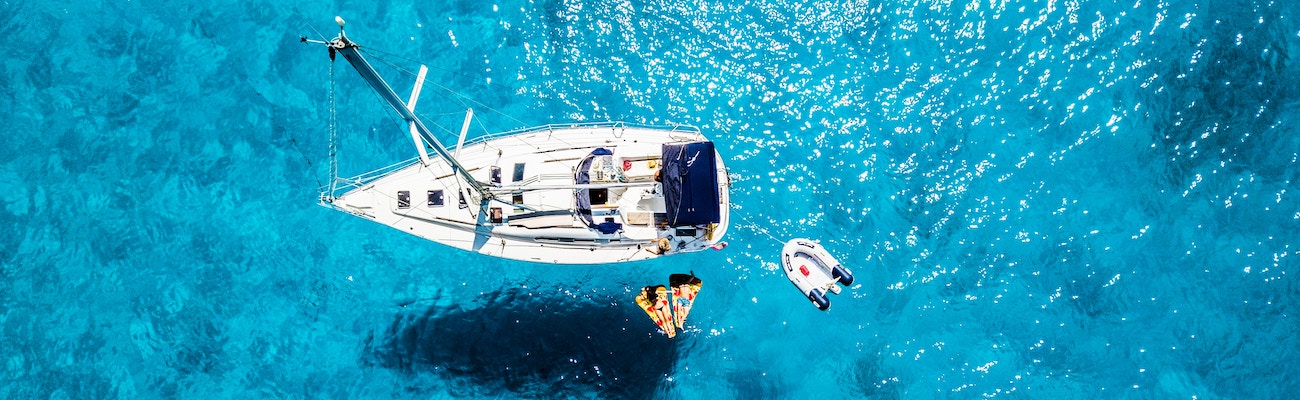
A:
[[781, 238, 854, 311]]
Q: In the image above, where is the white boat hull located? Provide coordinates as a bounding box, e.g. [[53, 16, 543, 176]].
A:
[[324, 124, 730, 264]]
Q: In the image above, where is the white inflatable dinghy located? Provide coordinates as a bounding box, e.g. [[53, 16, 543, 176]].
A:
[[781, 238, 854, 310]]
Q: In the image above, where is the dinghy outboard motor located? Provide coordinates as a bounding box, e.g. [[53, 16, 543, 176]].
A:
[[781, 238, 855, 311]]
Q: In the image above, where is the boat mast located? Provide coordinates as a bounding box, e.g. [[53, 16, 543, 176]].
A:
[[323, 17, 489, 199]]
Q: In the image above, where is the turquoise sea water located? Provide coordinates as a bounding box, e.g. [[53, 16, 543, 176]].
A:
[[4, 0, 1300, 398]]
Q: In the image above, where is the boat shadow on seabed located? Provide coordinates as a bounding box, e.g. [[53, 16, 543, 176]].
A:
[[363, 287, 679, 399]]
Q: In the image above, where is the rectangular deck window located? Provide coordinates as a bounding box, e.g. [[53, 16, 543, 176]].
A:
[[397, 191, 410, 209], [512, 163, 526, 182], [427, 190, 444, 207]]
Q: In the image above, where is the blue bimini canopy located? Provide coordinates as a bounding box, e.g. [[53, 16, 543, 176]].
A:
[[662, 141, 721, 226]]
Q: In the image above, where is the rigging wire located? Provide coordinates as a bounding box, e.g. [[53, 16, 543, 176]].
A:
[[734, 211, 785, 245], [360, 51, 472, 140], [357, 47, 580, 168], [339, 43, 644, 195], [321, 29, 669, 191], [304, 20, 329, 44], [361, 47, 531, 130]]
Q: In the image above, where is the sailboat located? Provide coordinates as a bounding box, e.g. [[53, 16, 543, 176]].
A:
[[303, 17, 730, 264]]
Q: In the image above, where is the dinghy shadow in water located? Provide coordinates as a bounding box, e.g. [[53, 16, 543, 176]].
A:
[[364, 288, 679, 398]]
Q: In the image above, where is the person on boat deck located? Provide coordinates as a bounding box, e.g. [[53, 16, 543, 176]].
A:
[[646, 237, 671, 255], [650, 168, 663, 194]]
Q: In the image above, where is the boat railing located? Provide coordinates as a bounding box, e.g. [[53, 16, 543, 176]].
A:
[[319, 122, 701, 199], [319, 156, 420, 198], [461, 121, 701, 147]]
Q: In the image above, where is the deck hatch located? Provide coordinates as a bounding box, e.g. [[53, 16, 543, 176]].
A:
[[427, 190, 444, 207], [397, 191, 410, 209], [512, 163, 526, 182]]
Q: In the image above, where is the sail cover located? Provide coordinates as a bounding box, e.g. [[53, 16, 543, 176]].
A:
[[662, 141, 721, 226]]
